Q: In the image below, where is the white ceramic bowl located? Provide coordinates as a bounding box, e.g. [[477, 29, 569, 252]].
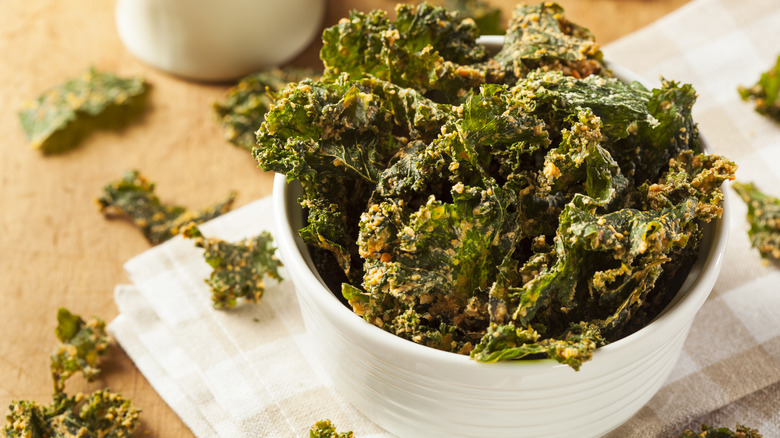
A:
[[273, 177, 729, 438], [115, 0, 325, 81], [270, 53, 730, 437]]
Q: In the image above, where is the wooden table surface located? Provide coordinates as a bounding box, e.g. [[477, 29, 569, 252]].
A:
[[0, 0, 690, 436]]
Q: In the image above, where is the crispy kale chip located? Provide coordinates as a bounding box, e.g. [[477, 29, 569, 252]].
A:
[[309, 420, 354, 438], [678, 424, 762, 438], [182, 224, 283, 308], [5, 390, 140, 438], [254, 3, 735, 369], [18, 67, 148, 154], [320, 3, 604, 101], [254, 75, 453, 279], [3, 309, 140, 438], [733, 181, 780, 260], [492, 3, 604, 82], [97, 170, 236, 245], [321, 3, 488, 99], [470, 322, 603, 370], [738, 54, 780, 122], [51, 308, 110, 394], [214, 67, 318, 151]]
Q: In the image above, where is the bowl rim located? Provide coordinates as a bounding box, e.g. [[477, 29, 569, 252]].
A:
[[270, 54, 731, 372]]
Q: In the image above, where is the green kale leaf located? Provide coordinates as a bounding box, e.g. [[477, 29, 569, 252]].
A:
[[5, 390, 140, 438], [3, 309, 140, 438], [50, 308, 110, 394], [733, 181, 780, 260], [320, 3, 488, 100], [97, 170, 236, 245], [182, 224, 283, 308], [214, 67, 318, 151], [470, 321, 603, 370], [18, 67, 148, 154], [739, 54, 780, 122], [622, 78, 700, 184]]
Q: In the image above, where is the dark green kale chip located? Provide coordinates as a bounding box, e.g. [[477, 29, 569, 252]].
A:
[[254, 3, 735, 369], [320, 3, 488, 100], [97, 170, 236, 245], [254, 75, 453, 279], [733, 181, 780, 260], [738, 54, 780, 122], [214, 67, 318, 151], [309, 420, 354, 438], [18, 67, 148, 154], [182, 224, 283, 308], [678, 424, 763, 438], [491, 3, 605, 83]]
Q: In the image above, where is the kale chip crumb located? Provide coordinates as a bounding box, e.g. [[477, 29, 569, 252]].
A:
[[97, 170, 236, 245], [182, 224, 283, 308]]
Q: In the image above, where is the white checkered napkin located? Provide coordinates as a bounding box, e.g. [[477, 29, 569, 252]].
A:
[[602, 0, 780, 435], [108, 198, 390, 438]]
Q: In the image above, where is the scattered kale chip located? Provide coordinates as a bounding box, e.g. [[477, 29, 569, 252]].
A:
[[738, 54, 780, 122], [3, 309, 141, 438], [50, 308, 110, 394], [254, 3, 735, 369], [182, 224, 283, 308], [733, 181, 780, 260], [309, 420, 354, 438], [18, 67, 148, 154], [97, 170, 236, 245], [678, 424, 762, 438]]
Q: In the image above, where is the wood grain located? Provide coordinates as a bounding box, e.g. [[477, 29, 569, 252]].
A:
[[0, 0, 688, 436]]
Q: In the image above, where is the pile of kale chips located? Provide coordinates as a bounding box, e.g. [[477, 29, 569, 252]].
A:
[[254, 3, 736, 369]]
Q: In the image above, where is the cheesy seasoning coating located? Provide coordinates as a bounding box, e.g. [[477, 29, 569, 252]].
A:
[[254, 3, 735, 369]]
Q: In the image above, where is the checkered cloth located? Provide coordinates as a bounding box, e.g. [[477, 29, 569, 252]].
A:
[[109, 0, 780, 435]]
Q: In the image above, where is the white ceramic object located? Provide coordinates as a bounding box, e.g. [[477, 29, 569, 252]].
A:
[[114, 0, 325, 82], [270, 55, 730, 437], [273, 177, 729, 438]]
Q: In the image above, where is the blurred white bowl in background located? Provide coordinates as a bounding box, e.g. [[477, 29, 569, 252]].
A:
[[115, 0, 325, 82]]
